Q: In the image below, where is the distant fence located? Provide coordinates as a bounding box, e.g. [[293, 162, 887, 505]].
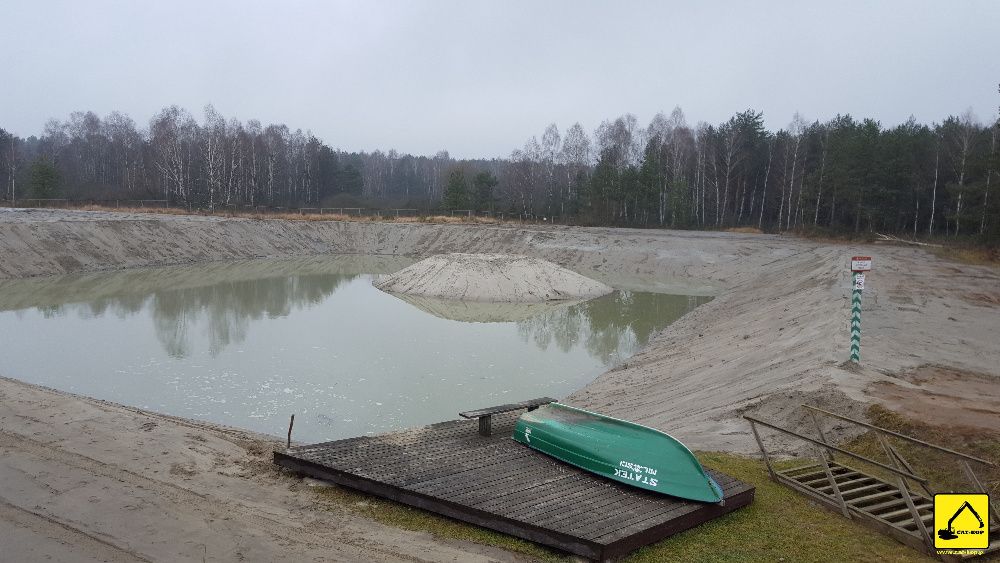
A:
[[0, 198, 563, 224], [1, 198, 169, 209]]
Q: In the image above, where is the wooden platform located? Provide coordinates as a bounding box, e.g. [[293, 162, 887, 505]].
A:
[[274, 412, 754, 561]]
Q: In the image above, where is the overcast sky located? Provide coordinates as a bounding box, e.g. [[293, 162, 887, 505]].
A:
[[2, 1, 998, 158]]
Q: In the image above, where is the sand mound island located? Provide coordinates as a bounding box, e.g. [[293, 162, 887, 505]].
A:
[[373, 253, 613, 303]]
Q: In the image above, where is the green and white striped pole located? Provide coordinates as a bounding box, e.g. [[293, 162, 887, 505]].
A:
[[849, 256, 872, 364], [850, 272, 863, 362]]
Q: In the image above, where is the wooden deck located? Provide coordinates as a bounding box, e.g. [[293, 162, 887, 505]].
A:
[[274, 412, 754, 561]]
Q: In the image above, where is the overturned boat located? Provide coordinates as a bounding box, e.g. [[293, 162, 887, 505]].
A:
[[513, 402, 724, 503]]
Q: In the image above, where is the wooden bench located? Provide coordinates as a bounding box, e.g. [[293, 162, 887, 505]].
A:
[[459, 397, 556, 437]]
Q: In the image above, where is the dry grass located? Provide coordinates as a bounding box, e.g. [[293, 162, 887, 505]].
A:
[[725, 226, 765, 234], [930, 246, 1000, 267], [75, 204, 194, 215], [416, 214, 499, 224], [53, 205, 510, 226], [792, 227, 879, 244], [842, 404, 1000, 497]]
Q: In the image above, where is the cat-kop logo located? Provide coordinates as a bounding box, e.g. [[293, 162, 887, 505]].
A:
[[934, 494, 990, 552]]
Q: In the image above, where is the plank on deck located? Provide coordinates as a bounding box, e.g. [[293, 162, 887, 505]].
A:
[[273, 412, 754, 561]]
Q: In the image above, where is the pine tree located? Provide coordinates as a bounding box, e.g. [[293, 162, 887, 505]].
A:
[[471, 171, 497, 212], [442, 168, 468, 211], [29, 157, 61, 199]]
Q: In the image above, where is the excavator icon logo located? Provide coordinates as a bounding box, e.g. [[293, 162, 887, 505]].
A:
[[934, 494, 990, 550]]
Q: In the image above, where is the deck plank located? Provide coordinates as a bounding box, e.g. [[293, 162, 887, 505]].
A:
[[275, 415, 753, 561]]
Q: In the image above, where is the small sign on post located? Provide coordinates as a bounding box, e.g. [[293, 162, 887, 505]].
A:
[[850, 256, 872, 363]]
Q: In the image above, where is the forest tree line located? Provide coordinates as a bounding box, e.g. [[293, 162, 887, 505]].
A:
[[1, 104, 997, 241]]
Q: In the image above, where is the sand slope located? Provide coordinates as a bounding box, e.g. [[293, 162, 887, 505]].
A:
[[373, 253, 613, 302]]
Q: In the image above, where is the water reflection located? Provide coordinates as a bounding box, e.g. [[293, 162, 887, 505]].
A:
[[0, 256, 710, 441], [0, 255, 413, 311], [149, 273, 360, 357], [517, 291, 709, 364], [2, 257, 708, 363], [0, 256, 411, 358], [390, 293, 580, 323]]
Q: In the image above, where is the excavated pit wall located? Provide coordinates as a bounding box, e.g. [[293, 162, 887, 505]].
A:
[[0, 210, 761, 287]]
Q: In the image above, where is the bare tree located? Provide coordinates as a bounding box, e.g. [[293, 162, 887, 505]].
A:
[[540, 123, 561, 216], [150, 106, 198, 204], [813, 129, 829, 225], [945, 109, 980, 236], [758, 139, 773, 229], [561, 122, 591, 214], [982, 125, 996, 235], [928, 132, 940, 236], [784, 113, 807, 230]]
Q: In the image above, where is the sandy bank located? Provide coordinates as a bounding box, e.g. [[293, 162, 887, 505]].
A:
[[0, 376, 528, 563], [373, 253, 613, 302]]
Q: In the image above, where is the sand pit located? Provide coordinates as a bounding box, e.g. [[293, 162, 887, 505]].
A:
[[373, 252, 613, 302], [2, 210, 1000, 561]]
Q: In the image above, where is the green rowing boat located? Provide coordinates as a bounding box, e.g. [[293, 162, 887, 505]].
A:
[[512, 402, 724, 503]]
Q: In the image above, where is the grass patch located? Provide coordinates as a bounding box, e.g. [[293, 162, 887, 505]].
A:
[[626, 453, 933, 563], [309, 450, 937, 562]]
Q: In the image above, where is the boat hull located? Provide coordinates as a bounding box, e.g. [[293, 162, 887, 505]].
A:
[[513, 403, 724, 503]]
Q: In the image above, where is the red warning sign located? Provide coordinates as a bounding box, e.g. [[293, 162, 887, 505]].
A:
[[851, 256, 872, 272]]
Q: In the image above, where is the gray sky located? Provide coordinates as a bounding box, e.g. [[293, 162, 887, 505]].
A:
[[2, 1, 998, 158]]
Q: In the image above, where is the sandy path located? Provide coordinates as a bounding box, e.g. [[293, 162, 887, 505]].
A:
[[1, 208, 998, 559]]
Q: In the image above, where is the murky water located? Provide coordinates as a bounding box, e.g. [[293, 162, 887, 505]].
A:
[[0, 256, 709, 442]]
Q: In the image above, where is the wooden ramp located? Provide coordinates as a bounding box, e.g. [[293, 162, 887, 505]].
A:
[[777, 461, 999, 558], [274, 412, 754, 561], [748, 407, 999, 560], [778, 461, 937, 552]]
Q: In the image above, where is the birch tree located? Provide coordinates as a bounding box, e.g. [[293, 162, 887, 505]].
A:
[[561, 123, 591, 215], [540, 124, 561, 216], [982, 126, 996, 235], [943, 110, 980, 236]]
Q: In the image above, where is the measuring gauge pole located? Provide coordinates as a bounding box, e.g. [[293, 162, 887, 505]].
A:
[[849, 256, 872, 363]]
